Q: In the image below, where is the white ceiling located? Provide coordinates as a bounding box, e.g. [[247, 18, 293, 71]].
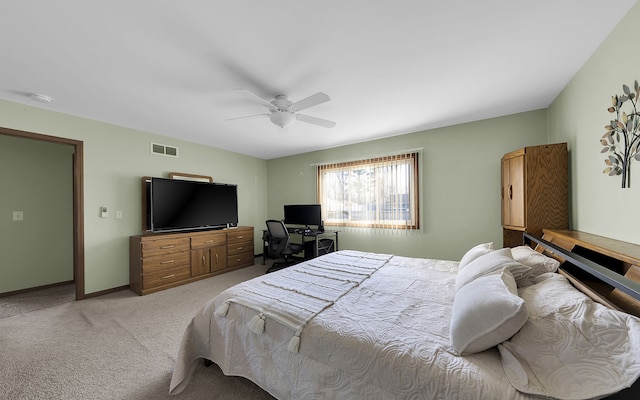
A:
[[1, 1, 635, 159]]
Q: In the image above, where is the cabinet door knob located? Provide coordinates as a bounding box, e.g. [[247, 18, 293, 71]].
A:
[[509, 185, 513, 199]]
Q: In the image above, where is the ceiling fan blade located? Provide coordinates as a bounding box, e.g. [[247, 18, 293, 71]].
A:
[[291, 92, 330, 112], [233, 88, 275, 109], [225, 113, 269, 122], [296, 114, 336, 128]]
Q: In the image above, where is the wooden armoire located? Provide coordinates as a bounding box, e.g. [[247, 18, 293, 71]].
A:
[[501, 143, 568, 248]]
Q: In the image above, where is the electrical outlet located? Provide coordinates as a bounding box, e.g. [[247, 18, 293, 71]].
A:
[[116, 211, 123, 219], [12, 211, 24, 221]]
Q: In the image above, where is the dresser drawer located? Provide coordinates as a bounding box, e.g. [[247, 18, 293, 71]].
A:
[[191, 233, 226, 249], [141, 237, 190, 257], [227, 229, 253, 244], [142, 265, 191, 290], [141, 251, 190, 273], [227, 240, 253, 256], [227, 251, 255, 268]]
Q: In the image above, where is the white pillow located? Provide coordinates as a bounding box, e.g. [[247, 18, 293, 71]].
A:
[[449, 269, 528, 356], [499, 274, 640, 399], [458, 242, 494, 270], [455, 248, 531, 291], [510, 245, 560, 277]]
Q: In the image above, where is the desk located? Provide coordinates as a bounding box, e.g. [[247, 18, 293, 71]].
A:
[[262, 229, 339, 265]]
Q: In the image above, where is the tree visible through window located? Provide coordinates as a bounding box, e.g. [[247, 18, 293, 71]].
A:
[[317, 152, 419, 229]]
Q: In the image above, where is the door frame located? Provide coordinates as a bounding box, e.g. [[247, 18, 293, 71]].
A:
[[1, 126, 85, 300]]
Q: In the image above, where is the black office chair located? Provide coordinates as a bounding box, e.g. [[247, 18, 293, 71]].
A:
[[265, 219, 304, 273]]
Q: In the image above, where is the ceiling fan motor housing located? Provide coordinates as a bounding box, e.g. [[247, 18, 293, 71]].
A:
[[271, 95, 293, 112]]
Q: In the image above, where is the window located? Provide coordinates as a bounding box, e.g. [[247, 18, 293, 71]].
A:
[[317, 152, 419, 229]]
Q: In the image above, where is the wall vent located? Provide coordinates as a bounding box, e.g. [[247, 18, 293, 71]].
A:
[[150, 142, 178, 157]]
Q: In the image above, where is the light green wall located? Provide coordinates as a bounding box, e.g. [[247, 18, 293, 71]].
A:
[[0, 135, 74, 292], [3, 102, 549, 295], [0, 99, 268, 295], [549, 1, 640, 244], [267, 110, 549, 261]]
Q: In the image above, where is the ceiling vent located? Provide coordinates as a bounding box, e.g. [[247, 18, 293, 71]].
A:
[[150, 142, 178, 157]]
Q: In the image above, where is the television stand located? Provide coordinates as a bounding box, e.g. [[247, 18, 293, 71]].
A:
[[129, 226, 254, 295]]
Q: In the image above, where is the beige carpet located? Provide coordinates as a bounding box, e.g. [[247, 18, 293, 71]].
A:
[[0, 259, 277, 400], [0, 283, 76, 319]]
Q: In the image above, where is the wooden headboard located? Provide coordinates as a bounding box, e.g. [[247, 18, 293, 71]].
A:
[[525, 229, 640, 317]]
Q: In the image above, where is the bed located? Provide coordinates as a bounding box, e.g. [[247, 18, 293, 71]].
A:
[[169, 232, 640, 399]]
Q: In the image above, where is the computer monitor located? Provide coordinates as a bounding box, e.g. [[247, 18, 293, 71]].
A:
[[283, 204, 322, 227]]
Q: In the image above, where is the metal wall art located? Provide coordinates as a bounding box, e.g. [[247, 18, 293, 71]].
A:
[[601, 80, 640, 188]]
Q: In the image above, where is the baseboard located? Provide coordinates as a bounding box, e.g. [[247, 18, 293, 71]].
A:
[[0, 280, 74, 298], [83, 285, 130, 299]]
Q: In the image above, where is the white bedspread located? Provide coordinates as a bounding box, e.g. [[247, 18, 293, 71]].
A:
[[170, 251, 540, 399], [213, 250, 393, 353]]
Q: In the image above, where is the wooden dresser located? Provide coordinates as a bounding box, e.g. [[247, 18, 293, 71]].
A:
[[130, 226, 254, 295], [501, 143, 568, 247]]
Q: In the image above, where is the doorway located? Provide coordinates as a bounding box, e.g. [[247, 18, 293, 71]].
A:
[[0, 127, 85, 300]]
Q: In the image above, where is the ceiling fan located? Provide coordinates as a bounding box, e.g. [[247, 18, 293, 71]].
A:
[[226, 88, 336, 129]]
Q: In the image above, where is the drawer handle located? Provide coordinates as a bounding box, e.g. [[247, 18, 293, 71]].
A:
[[160, 245, 175, 249], [161, 260, 175, 264], [237, 247, 243, 251], [162, 274, 175, 279], [237, 236, 244, 239], [205, 240, 214, 243]]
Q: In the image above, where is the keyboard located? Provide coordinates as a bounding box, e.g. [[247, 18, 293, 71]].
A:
[[287, 227, 321, 235]]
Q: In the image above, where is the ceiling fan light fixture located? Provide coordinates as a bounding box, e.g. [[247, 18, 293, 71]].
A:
[[270, 111, 295, 128]]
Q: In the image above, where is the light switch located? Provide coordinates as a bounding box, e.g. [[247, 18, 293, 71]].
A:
[[100, 207, 108, 218]]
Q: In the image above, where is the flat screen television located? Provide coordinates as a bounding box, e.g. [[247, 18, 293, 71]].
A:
[[147, 177, 238, 233], [283, 204, 322, 227]]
